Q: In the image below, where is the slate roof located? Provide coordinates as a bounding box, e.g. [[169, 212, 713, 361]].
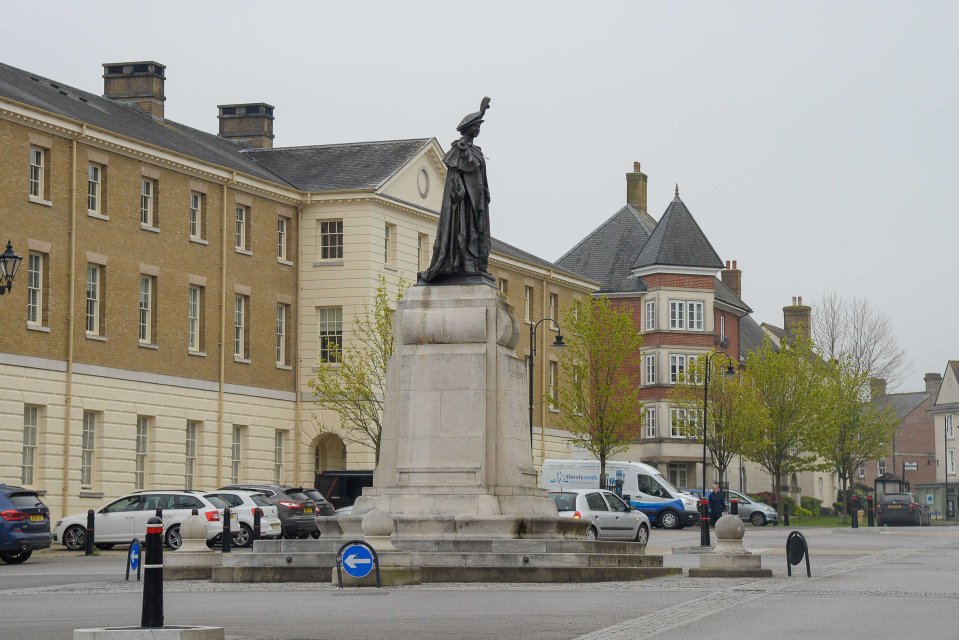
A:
[[0, 62, 287, 185], [739, 314, 770, 358], [874, 392, 928, 420], [554, 205, 656, 292], [714, 278, 752, 314], [631, 194, 724, 271], [244, 139, 433, 192], [491, 237, 590, 282]]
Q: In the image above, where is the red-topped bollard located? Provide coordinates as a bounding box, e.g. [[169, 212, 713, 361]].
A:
[[85, 509, 95, 556], [851, 495, 859, 528], [699, 498, 711, 547], [730, 498, 739, 516], [141, 516, 164, 628]]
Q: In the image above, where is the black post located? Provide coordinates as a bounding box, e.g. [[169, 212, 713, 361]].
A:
[[866, 495, 875, 527], [528, 322, 535, 450], [252, 507, 262, 542], [851, 495, 859, 528], [783, 503, 790, 527], [730, 498, 739, 516], [155, 507, 162, 519], [85, 509, 95, 556], [699, 498, 711, 547], [141, 516, 164, 628], [222, 507, 232, 553]]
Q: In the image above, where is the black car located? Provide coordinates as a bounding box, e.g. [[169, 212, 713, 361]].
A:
[[315, 470, 373, 510], [877, 492, 931, 526], [0, 484, 52, 564], [219, 484, 324, 538]]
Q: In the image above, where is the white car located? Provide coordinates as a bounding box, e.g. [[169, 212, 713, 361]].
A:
[[55, 490, 228, 551], [549, 489, 650, 544], [203, 490, 283, 546]]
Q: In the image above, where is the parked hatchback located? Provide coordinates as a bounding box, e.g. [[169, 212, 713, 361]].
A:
[[689, 489, 779, 527], [549, 489, 650, 543], [219, 484, 320, 539], [55, 491, 227, 551], [878, 492, 931, 526], [0, 484, 52, 564], [203, 490, 283, 547]]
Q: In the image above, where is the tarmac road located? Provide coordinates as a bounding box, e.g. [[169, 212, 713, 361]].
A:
[[3, 525, 957, 640]]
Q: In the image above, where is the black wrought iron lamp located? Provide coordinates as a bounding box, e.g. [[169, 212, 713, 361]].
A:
[[0, 240, 23, 295]]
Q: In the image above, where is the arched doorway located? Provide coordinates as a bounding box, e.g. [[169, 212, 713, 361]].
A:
[[312, 433, 347, 477]]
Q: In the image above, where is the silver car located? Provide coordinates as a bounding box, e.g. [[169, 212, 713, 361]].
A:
[[549, 489, 650, 543], [725, 490, 779, 526]]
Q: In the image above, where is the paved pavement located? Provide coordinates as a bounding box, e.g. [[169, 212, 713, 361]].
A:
[[3, 525, 958, 639]]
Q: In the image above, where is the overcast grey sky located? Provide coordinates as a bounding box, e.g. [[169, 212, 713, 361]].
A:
[[3, 2, 956, 388]]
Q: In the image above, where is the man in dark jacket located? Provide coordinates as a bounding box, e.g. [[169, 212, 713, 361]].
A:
[[707, 483, 726, 527]]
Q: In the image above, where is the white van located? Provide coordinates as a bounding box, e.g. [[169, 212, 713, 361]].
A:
[[540, 459, 700, 529]]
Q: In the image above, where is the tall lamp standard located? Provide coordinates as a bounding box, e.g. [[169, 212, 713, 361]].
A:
[[0, 240, 23, 295], [699, 347, 737, 548], [528, 318, 565, 451]]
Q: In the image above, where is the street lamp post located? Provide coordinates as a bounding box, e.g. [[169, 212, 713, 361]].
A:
[[528, 318, 565, 451], [699, 348, 737, 548], [0, 240, 23, 295]]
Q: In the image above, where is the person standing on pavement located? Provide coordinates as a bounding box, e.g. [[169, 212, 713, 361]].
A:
[[708, 483, 726, 527]]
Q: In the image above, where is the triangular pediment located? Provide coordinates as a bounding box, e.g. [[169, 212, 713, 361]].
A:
[[378, 139, 446, 212]]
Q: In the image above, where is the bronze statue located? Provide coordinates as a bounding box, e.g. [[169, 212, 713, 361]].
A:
[[419, 97, 493, 285]]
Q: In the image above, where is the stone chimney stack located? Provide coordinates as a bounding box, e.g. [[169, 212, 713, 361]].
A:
[[783, 296, 812, 342], [217, 103, 275, 149], [925, 372, 943, 404], [626, 162, 648, 213], [721, 260, 742, 299], [870, 378, 887, 400], [102, 61, 166, 118]]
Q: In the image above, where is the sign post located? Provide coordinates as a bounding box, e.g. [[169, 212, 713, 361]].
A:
[[125, 538, 141, 581], [335, 540, 381, 589]]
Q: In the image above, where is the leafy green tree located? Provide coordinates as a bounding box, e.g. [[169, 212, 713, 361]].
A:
[[668, 354, 764, 489], [813, 357, 897, 518], [740, 335, 828, 514], [308, 277, 404, 465], [549, 297, 644, 488]]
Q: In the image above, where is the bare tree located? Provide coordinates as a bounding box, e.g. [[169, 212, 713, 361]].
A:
[[812, 292, 910, 389]]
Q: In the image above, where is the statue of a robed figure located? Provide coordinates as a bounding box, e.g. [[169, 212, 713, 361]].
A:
[[419, 97, 493, 285]]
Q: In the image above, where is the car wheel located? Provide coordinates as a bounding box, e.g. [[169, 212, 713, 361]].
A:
[[310, 529, 320, 539], [585, 526, 598, 541], [233, 523, 253, 548], [63, 525, 86, 551], [94, 543, 115, 550], [634, 523, 649, 545], [750, 512, 767, 527], [165, 525, 182, 550], [659, 510, 680, 530], [0, 550, 33, 564]]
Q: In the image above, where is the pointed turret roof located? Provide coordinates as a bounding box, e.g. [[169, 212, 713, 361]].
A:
[[555, 204, 657, 293], [630, 192, 724, 272]]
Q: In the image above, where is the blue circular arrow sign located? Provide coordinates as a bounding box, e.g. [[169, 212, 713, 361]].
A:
[[340, 543, 375, 579], [129, 539, 140, 571]]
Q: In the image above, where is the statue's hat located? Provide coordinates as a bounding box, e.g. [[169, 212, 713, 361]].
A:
[[456, 97, 491, 132]]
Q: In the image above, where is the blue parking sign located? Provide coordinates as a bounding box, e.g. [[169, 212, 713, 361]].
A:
[[340, 543, 374, 579]]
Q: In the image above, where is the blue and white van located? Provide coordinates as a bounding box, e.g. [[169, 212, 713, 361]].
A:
[[540, 459, 700, 529]]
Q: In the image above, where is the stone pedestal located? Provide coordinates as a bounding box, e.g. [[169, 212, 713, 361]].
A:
[[166, 513, 219, 580], [688, 513, 772, 577], [74, 627, 223, 640], [353, 283, 559, 530]]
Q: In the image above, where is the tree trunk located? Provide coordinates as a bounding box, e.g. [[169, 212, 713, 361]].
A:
[[773, 472, 782, 517], [599, 453, 607, 490]]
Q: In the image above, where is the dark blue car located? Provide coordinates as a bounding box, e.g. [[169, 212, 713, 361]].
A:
[[0, 484, 52, 563]]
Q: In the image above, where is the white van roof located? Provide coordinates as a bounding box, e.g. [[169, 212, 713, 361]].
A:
[[541, 459, 662, 474]]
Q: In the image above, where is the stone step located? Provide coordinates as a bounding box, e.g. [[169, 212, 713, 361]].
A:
[[253, 537, 650, 556]]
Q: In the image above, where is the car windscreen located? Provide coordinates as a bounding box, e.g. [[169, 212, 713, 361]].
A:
[[880, 494, 910, 504], [654, 474, 682, 496], [284, 490, 312, 502], [206, 495, 229, 509], [303, 489, 329, 504], [7, 493, 44, 508], [550, 492, 578, 512], [250, 494, 272, 507]]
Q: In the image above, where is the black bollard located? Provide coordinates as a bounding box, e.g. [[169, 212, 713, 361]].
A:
[[730, 499, 739, 516], [866, 495, 875, 527], [222, 507, 232, 553], [155, 507, 162, 519], [851, 495, 859, 528], [699, 498, 711, 547], [141, 516, 164, 628], [783, 503, 790, 527], [252, 508, 262, 543], [85, 509, 95, 556]]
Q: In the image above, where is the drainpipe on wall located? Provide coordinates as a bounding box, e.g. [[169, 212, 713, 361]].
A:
[[61, 135, 78, 518], [216, 180, 229, 486], [293, 205, 302, 484]]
